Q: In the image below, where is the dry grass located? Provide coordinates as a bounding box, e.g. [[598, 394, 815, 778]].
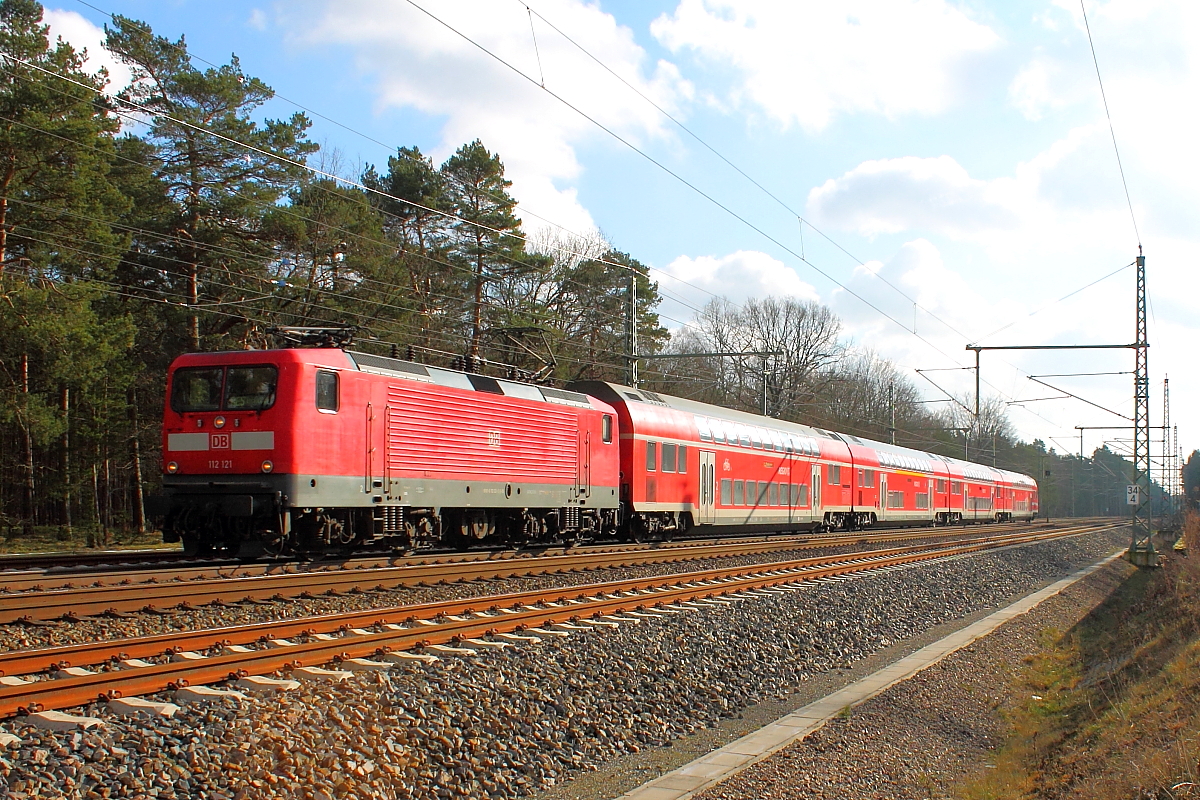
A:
[[961, 512, 1200, 800]]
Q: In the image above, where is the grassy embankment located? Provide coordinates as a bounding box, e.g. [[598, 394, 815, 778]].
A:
[[963, 515, 1200, 799]]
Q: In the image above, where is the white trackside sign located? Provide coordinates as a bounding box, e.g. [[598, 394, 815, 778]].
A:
[[1126, 484, 1141, 506]]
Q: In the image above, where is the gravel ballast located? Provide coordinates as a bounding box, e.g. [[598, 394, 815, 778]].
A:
[[0, 528, 1128, 800], [0, 537, 964, 653]]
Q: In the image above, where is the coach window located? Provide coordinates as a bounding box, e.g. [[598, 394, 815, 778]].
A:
[[662, 443, 677, 473], [720, 479, 731, 505], [746, 480, 756, 505], [646, 441, 657, 471], [951, 481, 963, 494], [316, 370, 339, 412], [758, 482, 769, 506], [677, 445, 687, 473], [602, 415, 613, 443], [734, 480, 745, 505]]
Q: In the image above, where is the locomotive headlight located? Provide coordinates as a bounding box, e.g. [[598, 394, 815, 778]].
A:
[[213, 416, 226, 429], [261, 460, 274, 474], [166, 461, 179, 474]]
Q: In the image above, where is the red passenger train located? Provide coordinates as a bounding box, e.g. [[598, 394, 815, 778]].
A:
[[153, 347, 1037, 555]]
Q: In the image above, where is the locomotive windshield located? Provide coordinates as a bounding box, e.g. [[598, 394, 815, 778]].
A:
[[170, 367, 223, 412], [170, 365, 278, 412], [225, 366, 277, 410]]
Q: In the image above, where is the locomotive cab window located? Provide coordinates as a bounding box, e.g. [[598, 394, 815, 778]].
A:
[[316, 370, 339, 412], [225, 366, 277, 411], [602, 414, 613, 443], [171, 367, 223, 412]]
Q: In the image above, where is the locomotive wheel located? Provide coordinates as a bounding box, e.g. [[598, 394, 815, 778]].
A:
[[260, 530, 292, 559], [460, 510, 494, 540], [181, 532, 201, 558]]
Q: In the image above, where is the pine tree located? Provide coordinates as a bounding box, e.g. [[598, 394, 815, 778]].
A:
[[105, 16, 316, 350], [441, 140, 532, 361], [0, 0, 126, 279]]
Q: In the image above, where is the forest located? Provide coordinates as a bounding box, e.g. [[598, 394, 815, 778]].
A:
[[0, 0, 1169, 544]]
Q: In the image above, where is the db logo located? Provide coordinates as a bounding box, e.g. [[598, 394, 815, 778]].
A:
[[210, 433, 231, 449]]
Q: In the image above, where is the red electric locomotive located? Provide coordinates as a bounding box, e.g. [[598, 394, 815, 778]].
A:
[[156, 348, 619, 555], [154, 346, 1037, 555]]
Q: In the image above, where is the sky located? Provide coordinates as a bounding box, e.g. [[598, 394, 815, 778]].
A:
[[40, 0, 1199, 464]]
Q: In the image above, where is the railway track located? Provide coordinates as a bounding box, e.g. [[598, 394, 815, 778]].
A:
[[0, 520, 1121, 719], [0, 520, 1059, 591], [0, 521, 1071, 623]]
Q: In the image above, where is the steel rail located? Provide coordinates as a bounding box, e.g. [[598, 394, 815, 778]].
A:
[[0, 520, 1052, 593], [0, 522, 1068, 623], [0, 522, 1121, 718]]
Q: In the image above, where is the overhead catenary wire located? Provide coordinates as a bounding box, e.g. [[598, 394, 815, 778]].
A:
[[13, 21, 1084, 440], [68, 0, 733, 309], [0, 86, 713, 327], [63, 2, 1083, 435], [1079, 0, 1141, 247], [394, 2, 1009, 379], [512, 0, 1153, 435], [68, 0, 1129, 450]]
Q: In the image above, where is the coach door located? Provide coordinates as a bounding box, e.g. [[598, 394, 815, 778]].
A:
[[698, 450, 717, 524], [812, 463, 822, 520]]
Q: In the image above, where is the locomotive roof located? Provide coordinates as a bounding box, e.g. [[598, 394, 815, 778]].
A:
[[170, 348, 601, 411], [576, 380, 1035, 486], [344, 351, 599, 410]]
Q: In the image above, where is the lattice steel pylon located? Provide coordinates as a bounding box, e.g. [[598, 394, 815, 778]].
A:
[[1162, 376, 1171, 521], [1129, 248, 1156, 565]]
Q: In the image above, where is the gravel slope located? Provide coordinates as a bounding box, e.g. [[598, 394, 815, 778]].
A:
[[693, 549, 1136, 800]]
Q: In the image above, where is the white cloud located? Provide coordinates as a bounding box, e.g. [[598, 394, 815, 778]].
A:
[[803, 124, 1149, 270], [283, 0, 692, 237], [806, 155, 1023, 239], [660, 250, 818, 309], [1008, 55, 1066, 121], [650, 0, 1000, 132], [43, 8, 132, 93], [248, 9, 268, 31]]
